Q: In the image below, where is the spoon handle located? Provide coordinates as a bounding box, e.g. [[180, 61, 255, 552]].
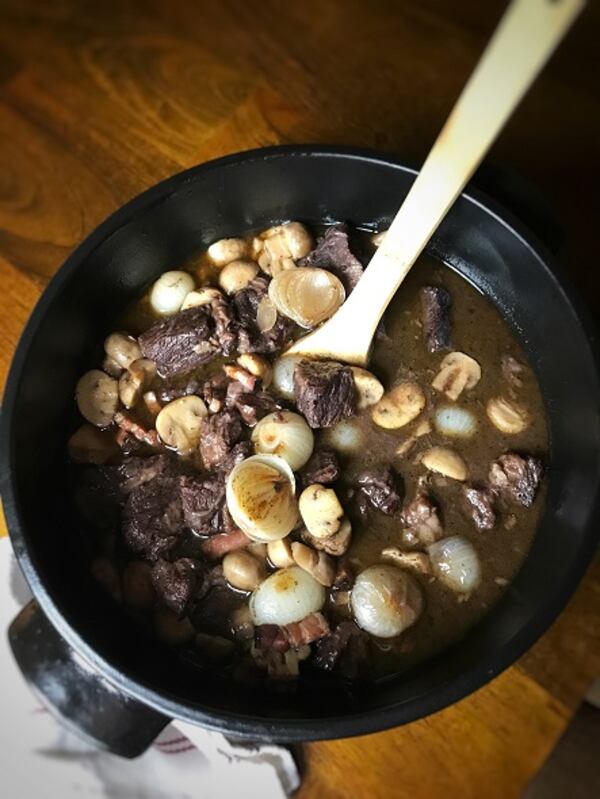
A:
[[288, 0, 584, 365]]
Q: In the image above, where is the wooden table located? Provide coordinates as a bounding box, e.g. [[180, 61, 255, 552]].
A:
[[1, 1, 599, 796]]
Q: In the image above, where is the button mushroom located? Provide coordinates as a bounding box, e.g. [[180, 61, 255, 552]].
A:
[[371, 382, 426, 429], [299, 484, 345, 539], [237, 353, 273, 387], [118, 358, 157, 409], [432, 351, 481, 401], [291, 542, 336, 586], [486, 396, 530, 434], [253, 222, 313, 276], [351, 367, 385, 410], [267, 537, 295, 568], [222, 550, 266, 592], [76, 369, 119, 427], [207, 237, 250, 266], [181, 287, 224, 310], [218, 260, 259, 294], [150, 270, 195, 315], [303, 517, 352, 556], [381, 547, 432, 575], [104, 332, 142, 370], [155, 395, 207, 454], [421, 446, 468, 481]]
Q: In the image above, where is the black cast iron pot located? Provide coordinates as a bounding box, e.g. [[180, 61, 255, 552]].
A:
[[2, 146, 599, 758]]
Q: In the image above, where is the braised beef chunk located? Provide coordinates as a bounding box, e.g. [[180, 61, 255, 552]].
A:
[[489, 452, 543, 508], [420, 286, 452, 352], [463, 484, 497, 531], [357, 466, 403, 515], [232, 391, 279, 427], [313, 621, 369, 679], [152, 557, 204, 615], [208, 293, 238, 356], [332, 558, 354, 591], [299, 224, 364, 291], [233, 277, 292, 354], [202, 374, 229, 413], [219, 441, 253, 476], [301, 449, 340, 488], [199, 409, 243, 469], [118, 454, 177, 496], [157, 375, 201, 404], [139, 306, 219, 377], [401, 485, 443, 546], [180, 473, 226, 535], [123, 477, 183, 560], [293, 360, 356, 428]]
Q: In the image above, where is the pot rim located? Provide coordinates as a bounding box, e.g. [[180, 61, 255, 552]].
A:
[[2, 144, 599, 741]]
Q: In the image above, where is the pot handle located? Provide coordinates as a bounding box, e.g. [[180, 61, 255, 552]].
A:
[[8, 600, 169, 758]]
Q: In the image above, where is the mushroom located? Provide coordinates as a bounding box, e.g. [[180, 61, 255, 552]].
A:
[[143, 390, 162, 417], [122, 561, 156, 609], [351, 565, 423, 638], [154, 607, 195, 645], [351, 367, 385, 410], [486, 396, 530, 434], [150, 270, 195, 315], [155, 395, 207, 454], [237, 353, 273, 387], [102, 355, 124, 378], [68, 424, 119, 464], [371, 382, 426, 429], [218, 260, 259, 294], [76, 369, 119, 427], [252, 411, 314, 470], [291, 542, 336, 586], [181, 287, 223, 310], [249, 566, 325, 626], [231, 604, 255, 640], [303, 517, 352, 556], [381, 547, 432, 575], [118, 358, 157, 409], [299, 484, 345, 539], [268, 267, 345, 328], [253, 222, 313, 276], [421, 446, 468, 481], [432, 351, 481, 401], [207, 237, 250, 266], [267, 537, 295, 568], [104, 332, 142, 370], [222, 550, 266, 592]]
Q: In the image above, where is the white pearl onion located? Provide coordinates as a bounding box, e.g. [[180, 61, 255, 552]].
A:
[[351, 565, 423, 638], [250, 566, 325, 626], [252, 411, 314, 470], [272, 355, 303, 400], [150, 271, 195, 315], [427, 536, 481, 593]]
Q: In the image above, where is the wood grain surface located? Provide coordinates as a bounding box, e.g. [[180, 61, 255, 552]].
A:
[[0, 2, 598, 797]]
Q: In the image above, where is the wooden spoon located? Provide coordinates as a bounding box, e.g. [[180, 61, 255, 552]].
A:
[[287, 0, 583, 366]]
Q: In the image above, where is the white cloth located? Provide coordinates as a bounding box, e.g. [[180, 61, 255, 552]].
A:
[[0, 537, 299, 798]]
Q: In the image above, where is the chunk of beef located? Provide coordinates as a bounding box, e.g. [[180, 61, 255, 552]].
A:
[[232, 391, 279, 427], [301, 449, 340, 488], [293, 360, 356, 428], [401, 485, 443, 546], [118, 454, 178, 496], [208, 292, 238, 356], [332, 558, 354, 591], [180, 473, 226, 535], [302, 523, 351, 557], [151, 557, 204, 615], [233, 277, 292, 354], [283, 612, 330, 648], [123, 476, 183, 560], [255, 624, 290, 653], [157, 375, 202, 404], [299, 224, 364, 292], [202, 373, 229, 413], [357, 466, 403, 514], [462, 484, 497, 531], [199, 409, 243, 469], [219, 441, 253, 476], [489, 452, 543, 508], [191, 583, 242, 636], [312, 621, 369, 679], [420, 286, 452, 352], [200, 528, 249, 560]]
